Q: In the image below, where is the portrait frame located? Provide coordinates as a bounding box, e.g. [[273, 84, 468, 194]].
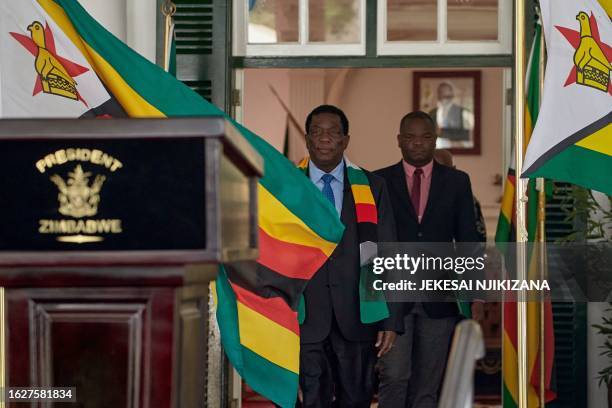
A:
[[413, 70, 482, 155]]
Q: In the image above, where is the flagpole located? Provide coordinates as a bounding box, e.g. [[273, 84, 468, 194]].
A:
[[537, 8, 547, 406], [514, 0, 529, 406], [161, 0, 176, 72]]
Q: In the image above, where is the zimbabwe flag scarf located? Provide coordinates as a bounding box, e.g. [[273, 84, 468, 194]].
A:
[[297, 157, 389, 324]]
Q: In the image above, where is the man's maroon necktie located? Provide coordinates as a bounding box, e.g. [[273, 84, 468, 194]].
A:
[[411, 168, 423, 216]]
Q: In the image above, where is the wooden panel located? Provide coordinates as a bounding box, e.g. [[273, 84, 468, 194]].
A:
[[173, 283, 218, 407], [38, 303, 144, 408], [6, 288, 175, 408]]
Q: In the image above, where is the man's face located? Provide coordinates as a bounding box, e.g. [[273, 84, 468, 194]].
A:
[[398, 118, 437, 167], [437, 84, 454, 107], [306, 112, 349, 172]]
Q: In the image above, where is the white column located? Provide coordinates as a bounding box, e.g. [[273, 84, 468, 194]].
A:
[[79, 0, 157, 63], [79, 0, 127, 41], [126, 0, 157, 63]]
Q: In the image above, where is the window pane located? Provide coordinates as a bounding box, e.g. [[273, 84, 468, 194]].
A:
[[447, 0, 498, 41], [308, 0, 360, 43], [248, 0, 299, 43], [387, 0, 437, 41]]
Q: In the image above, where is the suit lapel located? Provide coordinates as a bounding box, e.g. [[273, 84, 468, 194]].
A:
[[421, 161, 446, 223], [389, 161, 418, 221], [340, 166, 353, 225]]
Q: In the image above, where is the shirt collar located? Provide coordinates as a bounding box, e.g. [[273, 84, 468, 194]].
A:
[[309, 158, 345, 183], [402, 159, 434, 178]]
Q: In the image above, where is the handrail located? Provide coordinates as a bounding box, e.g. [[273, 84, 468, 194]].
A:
[[439, 319, 486, 408]]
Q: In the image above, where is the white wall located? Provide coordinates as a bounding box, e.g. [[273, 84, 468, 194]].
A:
[[80, 0, 157, 63]]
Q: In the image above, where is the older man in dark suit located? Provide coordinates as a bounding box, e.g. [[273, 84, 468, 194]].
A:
[[299, 105, 403, 407], [375, 111, 482, 408]]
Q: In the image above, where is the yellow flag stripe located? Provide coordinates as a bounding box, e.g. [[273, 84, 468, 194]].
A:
[[599, 0, 612, 18], [504, 310, 546, 407], [237, 302, 300, 374], [259, 185, 337, 257], [527, 301, 541, 406], [500, 179, 515, 222], [503, 331, 519, 401], [525, 102, 534, 146], [83, 44, 164, 117], [351, 185, 375, 205], [575, 124, 612, 156], [37, 0, 164, 117], [210, 281, 218, 310]]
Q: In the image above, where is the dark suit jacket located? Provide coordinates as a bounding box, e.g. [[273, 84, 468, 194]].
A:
[[375, 160, 480, 318], [300, 168, 404, 344]]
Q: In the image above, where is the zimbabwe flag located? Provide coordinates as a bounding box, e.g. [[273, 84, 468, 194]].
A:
[[0, 1, 345, 406], [496, 17, 556, 408]]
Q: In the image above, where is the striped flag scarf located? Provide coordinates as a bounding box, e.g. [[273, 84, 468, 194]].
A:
[[297, 157, 389, 323]]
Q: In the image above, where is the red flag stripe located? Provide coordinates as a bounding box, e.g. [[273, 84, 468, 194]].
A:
[[230, 282, 300, 335], [355, 203, 377, 224], [257, 228, 329, 280]]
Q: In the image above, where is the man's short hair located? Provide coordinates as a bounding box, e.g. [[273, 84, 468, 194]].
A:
[[305, 105, 349, 135], [399, 111, 436, 132]]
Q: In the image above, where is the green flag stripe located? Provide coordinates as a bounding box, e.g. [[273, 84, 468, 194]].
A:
[[503, 383, 518, 408], [528, 144, 612, 195], [495, 213, 513, 243], [241, 348, 299, 408], [526, 23, 541, 125], [215, 267, 244, 370], [346, 166, 370, 185]]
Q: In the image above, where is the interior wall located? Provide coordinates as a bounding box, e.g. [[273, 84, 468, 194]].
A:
[[243, 67, 505, 239], [242, 69, 291, 150]]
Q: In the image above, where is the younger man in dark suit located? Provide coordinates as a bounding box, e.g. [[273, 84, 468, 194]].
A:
[[375, 111, 481, 408], [299, 105, 403, 407]]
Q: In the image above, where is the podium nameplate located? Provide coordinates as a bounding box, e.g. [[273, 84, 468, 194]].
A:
[[1, 138, 206, 251], [0, 118, 263, 265]]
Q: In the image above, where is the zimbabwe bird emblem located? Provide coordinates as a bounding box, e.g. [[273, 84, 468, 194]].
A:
[[9, 21, 90, 104], [27, 21, 77, 100], [556, 11, 612, 94], [574, 11, 611, 92]]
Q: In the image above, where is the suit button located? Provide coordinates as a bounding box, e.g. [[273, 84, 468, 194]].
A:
[[417, 232, 423, 238]]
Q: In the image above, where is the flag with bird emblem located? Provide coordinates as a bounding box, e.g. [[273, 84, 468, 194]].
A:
[[0, 1, 120, 118], [522, 0, 611, 195]]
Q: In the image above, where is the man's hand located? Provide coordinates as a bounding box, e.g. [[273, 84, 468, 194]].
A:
[[375, 331, 397, 358], [471, 301, 485, 322]]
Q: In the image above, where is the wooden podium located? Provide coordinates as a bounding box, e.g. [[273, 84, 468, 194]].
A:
[[0, 118, 263, 407]]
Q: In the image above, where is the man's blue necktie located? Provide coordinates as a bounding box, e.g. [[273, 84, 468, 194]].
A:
[[321, 174, 335, 207]]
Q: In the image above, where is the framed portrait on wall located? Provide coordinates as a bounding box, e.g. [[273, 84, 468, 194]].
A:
[[413, 71, 481, 155]]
